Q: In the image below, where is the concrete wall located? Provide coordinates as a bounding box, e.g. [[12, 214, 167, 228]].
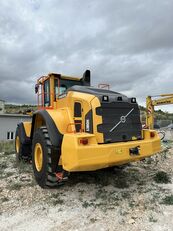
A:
[[0, 100, 5, 114], [0, 114, 31, 141]]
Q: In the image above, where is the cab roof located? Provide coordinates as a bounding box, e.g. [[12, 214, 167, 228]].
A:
[[37, 70, 91, 86]]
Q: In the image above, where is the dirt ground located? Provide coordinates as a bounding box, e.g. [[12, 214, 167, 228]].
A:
[[0, 141, 173, 231]]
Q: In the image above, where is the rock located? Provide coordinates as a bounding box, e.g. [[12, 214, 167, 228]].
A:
[[131, 214, 138, 219], [20, 175, 31, 182], [128, 219, 135, 224]]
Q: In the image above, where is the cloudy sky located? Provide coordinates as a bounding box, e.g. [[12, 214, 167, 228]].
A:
[[0, 0, 173, 112]]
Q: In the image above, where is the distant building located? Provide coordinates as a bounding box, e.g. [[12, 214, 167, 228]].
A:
[[0, 114, 31, 141], [0, 99, 5, 114]]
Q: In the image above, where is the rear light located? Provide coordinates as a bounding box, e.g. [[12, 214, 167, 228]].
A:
[[117, 96, 122, 101], [131, 97, 136, 103], [80, 138, 88, 145], [102, 95, 109, 102], [150, 132, 155, 138]]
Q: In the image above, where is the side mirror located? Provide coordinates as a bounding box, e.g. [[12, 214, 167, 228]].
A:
[[82, 70, 90, 86], [35, 84, 39, 94]]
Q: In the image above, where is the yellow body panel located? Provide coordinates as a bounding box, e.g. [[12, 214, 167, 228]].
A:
[[90, 97, 104, 143], [61, 129, 161, 171], [47, 91, 101, 136], [23, 122, 32, 137], [47, 108, 74, 134]]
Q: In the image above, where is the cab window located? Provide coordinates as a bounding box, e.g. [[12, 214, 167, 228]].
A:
[[54, 79, 67, 99], [44, 79, 50, 106], [54, 78, 82, 99]]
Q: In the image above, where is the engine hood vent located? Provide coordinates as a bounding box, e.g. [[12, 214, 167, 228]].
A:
[[96, 102, 142, 143]]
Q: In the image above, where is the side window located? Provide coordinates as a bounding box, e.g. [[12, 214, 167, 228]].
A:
[[54, 79, 58, 99], [59, 84, 67, 95], [44, 79, 50, 106], [74, 102, 82, 117]]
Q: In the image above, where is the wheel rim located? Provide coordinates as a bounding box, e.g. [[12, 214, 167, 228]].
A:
[[16, 136, 20, 153], [34, 143, 43, 172]]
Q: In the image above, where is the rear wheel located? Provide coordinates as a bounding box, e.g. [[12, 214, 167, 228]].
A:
[[15, 130, 22, 163], [32, 126, 59, 188], [15, 127, 31, 163]]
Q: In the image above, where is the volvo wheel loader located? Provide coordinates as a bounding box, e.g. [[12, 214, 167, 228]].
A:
[[15, 70, 161, 188]]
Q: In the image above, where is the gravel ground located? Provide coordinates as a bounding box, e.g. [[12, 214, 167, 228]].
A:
[[0, 142, 173, 231]]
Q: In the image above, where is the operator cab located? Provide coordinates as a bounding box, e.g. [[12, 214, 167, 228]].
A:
[[35, 70, 90, 109], [54, 78, 81, 99]]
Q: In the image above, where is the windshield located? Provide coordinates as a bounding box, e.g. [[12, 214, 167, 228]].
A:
[[54, 78, 82, 98]]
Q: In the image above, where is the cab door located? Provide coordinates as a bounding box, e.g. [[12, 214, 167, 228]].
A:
[[43, 79, 50, 107]]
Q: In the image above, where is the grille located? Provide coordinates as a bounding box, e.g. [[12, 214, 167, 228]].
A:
[[96, 102, 142, 143]]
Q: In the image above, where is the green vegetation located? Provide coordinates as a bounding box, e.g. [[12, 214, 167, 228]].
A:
[[1, 197, 9, 203], [3, 103, 173, 122], [90, 218, 97, 223], [95, 188, 107, 200], [155, 109, 173, 121], [149, 215, 157, 222], [9, 182, 22, 191], [52, 198, 64, 206], [50, 193, 64, 206], [139, 105, 173, 123], [17, 161, 32, 174], [82, 201, 92, 208], [5, 104, 37, 114], [162, 195, 173, 205], [0, 141, 15, 154], [153, 171, 171, 184], [0, 161, 8, 170]]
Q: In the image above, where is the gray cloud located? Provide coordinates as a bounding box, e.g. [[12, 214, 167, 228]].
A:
[[0, 0, 173, 112]]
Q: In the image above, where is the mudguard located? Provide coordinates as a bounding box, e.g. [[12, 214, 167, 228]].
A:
[[31, 110, 63, 147], [31, 110, 63, 172]]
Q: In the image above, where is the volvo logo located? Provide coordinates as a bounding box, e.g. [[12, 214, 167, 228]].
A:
[[120, 116, 126, 123], [109, 108, 134, 133]]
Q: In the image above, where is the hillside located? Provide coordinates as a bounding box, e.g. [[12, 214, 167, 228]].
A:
[[5, 104, 37, 114], [4, 104, 173, 123], [139, 106, 173, 125]]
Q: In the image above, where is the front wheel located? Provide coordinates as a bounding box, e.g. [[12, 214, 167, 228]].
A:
[[32, 127, 59, 188]]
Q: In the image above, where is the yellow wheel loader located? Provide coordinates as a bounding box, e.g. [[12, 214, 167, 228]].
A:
[[15, 70, 161, 188]]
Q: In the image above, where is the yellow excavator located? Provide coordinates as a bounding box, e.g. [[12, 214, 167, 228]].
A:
[[146, 94, 173, 129], [15, 70, 161, 188]]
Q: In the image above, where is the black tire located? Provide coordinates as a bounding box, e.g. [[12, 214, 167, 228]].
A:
[[32, 126, 59, 188], [15, 128, 22, 163], [15, 127, 31, 163]]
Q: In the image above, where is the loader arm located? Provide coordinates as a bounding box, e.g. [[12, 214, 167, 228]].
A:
[[146, 94, 173, 129]]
